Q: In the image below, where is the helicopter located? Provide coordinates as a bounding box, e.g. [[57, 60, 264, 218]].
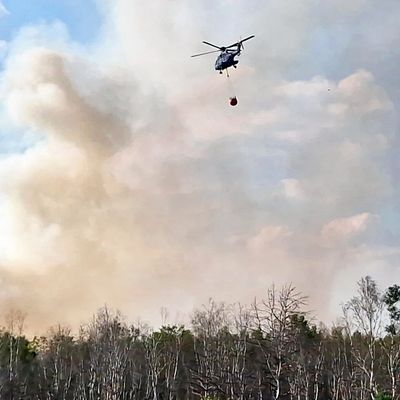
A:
[[191, 35, 255, 75]]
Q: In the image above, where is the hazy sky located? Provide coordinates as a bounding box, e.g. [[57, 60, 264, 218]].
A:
[[0, 0, 399, 332]]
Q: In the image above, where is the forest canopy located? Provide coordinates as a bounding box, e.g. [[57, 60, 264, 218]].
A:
[[0, 276, 398, 400]]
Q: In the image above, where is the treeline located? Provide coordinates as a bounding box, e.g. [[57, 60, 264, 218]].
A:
[[0, 276, 399, 400]]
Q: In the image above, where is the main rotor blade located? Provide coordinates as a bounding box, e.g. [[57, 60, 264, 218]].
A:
[[202, 41, 222, 50], [191, 50, 220, 57], [226, 35, 255, 48], [241, 35, 255, 43]]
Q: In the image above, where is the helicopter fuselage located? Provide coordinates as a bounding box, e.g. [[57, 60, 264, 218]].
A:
[[191, 35, 254, 73], [215, 50, 239, 71]]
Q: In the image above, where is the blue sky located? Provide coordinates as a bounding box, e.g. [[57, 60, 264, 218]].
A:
[[0, 0, 103, 156], [0, 0, 101, 44]]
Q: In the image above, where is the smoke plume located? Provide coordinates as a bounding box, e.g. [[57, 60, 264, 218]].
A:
[[0, 0, 399, 332]]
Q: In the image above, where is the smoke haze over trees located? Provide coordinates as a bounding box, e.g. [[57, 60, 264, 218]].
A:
[[0, 276, 399, 400]]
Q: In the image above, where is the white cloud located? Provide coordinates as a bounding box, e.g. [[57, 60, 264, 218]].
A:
[[247, 225, 292, 251], [280, 179, 305, 200], [321, 213, 377, 241], [0, 2, 9, 17], [0, 40, 7, 59]]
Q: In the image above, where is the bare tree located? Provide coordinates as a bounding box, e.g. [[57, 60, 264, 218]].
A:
[[190, 299, 233, 399], [253, 284, 307, 400], [343, 276, 384, 400], [82, 307, 132, 400], [37, 325, 75, 400], [143, 325, 166, 400], [229, 303, 251, 400], [0, 310, 27, 399]]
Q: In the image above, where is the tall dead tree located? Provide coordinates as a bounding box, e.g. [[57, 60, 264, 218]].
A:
[[253, 284, 307, 400], [343, 276, 384, 400]]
